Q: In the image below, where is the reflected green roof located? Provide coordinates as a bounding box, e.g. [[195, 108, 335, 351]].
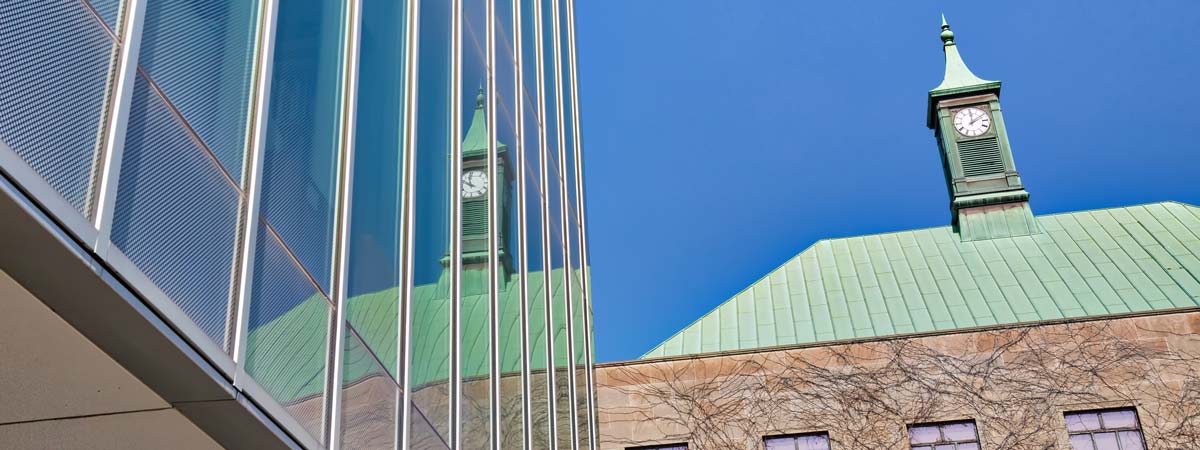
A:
[[643, 202, 1200, 359], [244, 267, 580, 402]]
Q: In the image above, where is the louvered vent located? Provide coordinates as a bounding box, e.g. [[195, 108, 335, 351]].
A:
[[463, 200, 488, 236], [957, 137, 1005, 177]]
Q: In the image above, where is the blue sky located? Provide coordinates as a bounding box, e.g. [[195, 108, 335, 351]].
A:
[[574, 1, 1200, 362]]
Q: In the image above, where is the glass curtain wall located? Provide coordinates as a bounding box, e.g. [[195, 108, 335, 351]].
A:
[[0, 0, 594, 449]]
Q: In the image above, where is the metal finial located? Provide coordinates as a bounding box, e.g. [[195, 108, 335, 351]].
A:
[[476, 85, 485, 108], [939, 14, 955, 45]]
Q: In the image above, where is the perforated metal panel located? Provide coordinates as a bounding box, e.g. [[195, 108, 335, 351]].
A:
[[339, 324, 399, 450], [245, 221, 330, 444], [137, 0, 259, 179], [111, 74, 241, 349], [958, 137, 1004, 177], [85, 0, 123, 32], [0, 0, 118, 217]]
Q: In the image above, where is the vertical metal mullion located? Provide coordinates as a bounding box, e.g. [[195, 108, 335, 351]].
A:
[[548, 0, 578, 448], [92, 0, 148, 253], [511, 0, 534, 447], [531, 0, 558, 446], [397, 0, 422, 448], [328, 0, 365, 446], [562, 0, 596, 447], [232, 0, 280, 373], [484, 0, 502, 446], [450, 0, 465, 445]]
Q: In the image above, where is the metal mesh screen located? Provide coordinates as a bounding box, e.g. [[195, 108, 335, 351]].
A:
[[85, 0, 122, 32], [246, 221, 330, 444], [137, 0, 259, 179], [0, 0, 118, 217], [111, 74, 241, 349]]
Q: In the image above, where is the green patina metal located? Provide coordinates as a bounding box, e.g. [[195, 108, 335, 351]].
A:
[[643, 202, 1200, 359]]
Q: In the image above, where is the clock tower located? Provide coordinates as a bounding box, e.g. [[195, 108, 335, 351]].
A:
[[455, 88, 512, 274], [928, 16, 1038, 241]]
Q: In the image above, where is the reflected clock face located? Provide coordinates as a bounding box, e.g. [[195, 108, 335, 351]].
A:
[[462, 170, 488, 199], [953, 106, 991, 137]]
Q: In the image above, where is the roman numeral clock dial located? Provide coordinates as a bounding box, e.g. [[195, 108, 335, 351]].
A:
[[461, 169, 488, 199], [953, 106, 991, 137]]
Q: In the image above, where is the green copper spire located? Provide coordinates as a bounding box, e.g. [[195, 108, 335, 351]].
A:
[[931, 15, 996, 94], [462, 86, 490, 156]]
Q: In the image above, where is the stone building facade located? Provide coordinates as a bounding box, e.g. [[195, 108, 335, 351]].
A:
[[597, 310, 1200, 449]]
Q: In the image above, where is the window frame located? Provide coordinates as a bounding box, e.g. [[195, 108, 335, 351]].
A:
[[625, 444, 688, 450], [1064, 407, 1147, 450], [906, 419, 982, 450], [763, 431, 833, 450]]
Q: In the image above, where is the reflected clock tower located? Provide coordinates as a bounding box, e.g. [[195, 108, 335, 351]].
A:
[[451, 88, 512, 277]]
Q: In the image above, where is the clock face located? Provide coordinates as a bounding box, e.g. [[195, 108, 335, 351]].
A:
[[953, 106, 991, 137], [461, 170, 488, 199]]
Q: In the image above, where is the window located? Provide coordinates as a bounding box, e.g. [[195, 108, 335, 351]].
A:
[[908, 420, 980, 450], [764, 433, 831, 450], [1065, 408, 1146, 450], [627, 445, 687, 450]]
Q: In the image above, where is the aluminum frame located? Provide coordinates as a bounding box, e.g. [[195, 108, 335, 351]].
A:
[[549, 0, 581, 447], [91, 0, 147, 256], [450, 0, 466, 446], [397, 0, 422, 448], [485, 0, 503, 446], [510, 0, 536, 448], [562, 0, 598, 447]]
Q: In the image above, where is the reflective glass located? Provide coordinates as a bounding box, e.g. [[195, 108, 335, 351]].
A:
[[1117, 431, 1145, 450], [941, 422, 976, 441], [520, 0, 552, 439], [259, 0, 347, 294], [1069, 435, 1095, 450], [113, 74, 241, 348], [494, 0, 525, 447], [908, 425, 939, 444], [408, 0, 453, 445], [1100, 410, 1137, 429], [460, 0, 492, 446], [346, 0, 411, 377], [245, 222, 331, 443], [763, 437, 793, 450], [136, 0, 259, 179], [0, 0, 118, 217], [1093, 432, 1119, 450], [1067, 412, 1103, 432], [340, 325, 398, 450]]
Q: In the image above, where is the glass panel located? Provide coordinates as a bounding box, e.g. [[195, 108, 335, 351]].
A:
[[912, 447, 932, 450], [957, 443, 979, 450], [245, 223, 330, 443], [933, 445, 954, 450], [409, 0, 453, 445], [1100, 410, 1137, 429], [941, 422, 976, 442], [798, 434, 830, 450], [136, 0, 259, 179], [1, 0, 118, 217], [1117, 431, 1144, 450], [460, 0, 491, 445], [113, 74, 241, 348], [494, 0, 524, 447], [340, 325, 398, 450], [1093, 432, 1119, 450], [346, 0, 410, 377], [1069, 413, 1103, 432], [1069, 434, 1095, 450], [259, 0, 347, 294], [522, 62, 552, 450], [908, 425, 939, 444], [763, 436, 794, 450]]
